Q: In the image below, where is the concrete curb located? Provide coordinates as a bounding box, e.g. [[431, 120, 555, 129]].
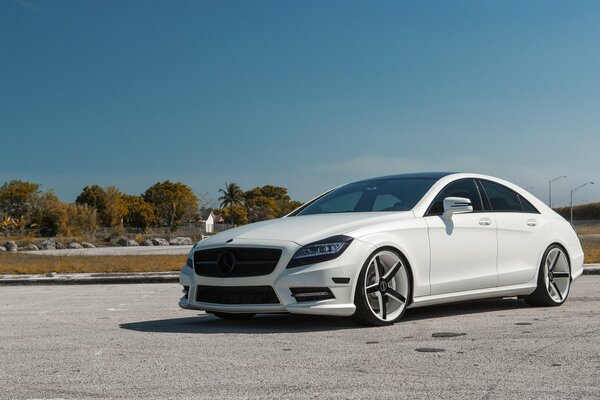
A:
[[0, 272, 178, 286], [1, 265, 599, 286], [584, 265, 600, 275]]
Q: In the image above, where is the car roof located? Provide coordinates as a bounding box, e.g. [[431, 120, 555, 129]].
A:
[[357, 172, 457, 181]]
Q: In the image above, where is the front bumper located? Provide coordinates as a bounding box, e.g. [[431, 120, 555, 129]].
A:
[[178, 239, 372, 317]]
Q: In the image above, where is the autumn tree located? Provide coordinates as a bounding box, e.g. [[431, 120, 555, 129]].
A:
[[218, 204, 248, 225], [122, 195, 159, 231], [0, 180, 41, 219], [29, 191, 67, 236], [76, 185, 126, 226], [245, 185, 303, 222], [143, 181, 199, 229], [63, 204, 97, 236]]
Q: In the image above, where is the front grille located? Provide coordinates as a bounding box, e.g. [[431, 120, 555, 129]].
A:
[[196, 285, 280, 304], [193, 247, 282, 277]]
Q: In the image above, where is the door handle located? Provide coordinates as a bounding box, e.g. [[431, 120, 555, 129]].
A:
[[527, 219, 537, 227], [478, 218, 492, 226]]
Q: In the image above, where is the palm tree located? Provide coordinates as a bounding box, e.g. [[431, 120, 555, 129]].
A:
[[218, 182, 244, 224]]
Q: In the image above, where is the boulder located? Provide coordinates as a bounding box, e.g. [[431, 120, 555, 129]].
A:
[[151, 238, 170, 246], [141, 239, 154, 246], [55, 242, 66, 250], [169, 237, 193, 246], [38, 239, 57, 250], [4, 241, 18, 252], [81, 242, 96, 248], [19, 244, 39, 251], [0, 246, 6, 251], [67, 242, 83, 249], [116, 237, 139, 247]]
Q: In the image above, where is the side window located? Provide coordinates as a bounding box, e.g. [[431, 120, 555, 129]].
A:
[[480, 181, 522, 212], [519, 195, 539, 214], [427, 179, 483, 215]]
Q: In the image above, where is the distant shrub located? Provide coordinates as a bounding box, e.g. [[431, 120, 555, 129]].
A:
[[76, 185, 127, 227], [122, 195, 159, 231], [29, 191, 67, 236], [143, 181, 199, 229], [218, 204, 248, 225], [554, 202, 600, 220], [0, 180, 41, 220], [62, 204, 97, 236]]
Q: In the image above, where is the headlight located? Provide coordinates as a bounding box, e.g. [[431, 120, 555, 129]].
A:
[[287, 235, 353, 268], [185, 242, 199, 268]]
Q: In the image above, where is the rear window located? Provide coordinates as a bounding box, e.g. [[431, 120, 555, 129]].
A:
[[480, 180, 523, 212]]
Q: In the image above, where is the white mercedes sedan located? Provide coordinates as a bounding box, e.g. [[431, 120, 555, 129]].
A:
[[179, 173, 584, 326]]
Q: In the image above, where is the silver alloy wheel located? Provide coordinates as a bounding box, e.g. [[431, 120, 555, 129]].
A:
[[544, 247, 570, 303], [364, 250, 409, 322]]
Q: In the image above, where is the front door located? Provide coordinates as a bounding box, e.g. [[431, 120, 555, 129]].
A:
[[424, 179, 498, 295]]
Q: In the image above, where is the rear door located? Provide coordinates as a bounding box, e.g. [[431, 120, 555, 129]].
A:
[[424, 179, 498, 295], [478, 180, 549, 286]]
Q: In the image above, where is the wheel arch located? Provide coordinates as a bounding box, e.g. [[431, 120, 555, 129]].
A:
[[350, 243, 416, 306], [531, 241, 572, 286]]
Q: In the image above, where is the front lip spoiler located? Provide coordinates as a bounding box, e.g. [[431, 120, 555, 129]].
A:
[[186, 301, 357, 317]]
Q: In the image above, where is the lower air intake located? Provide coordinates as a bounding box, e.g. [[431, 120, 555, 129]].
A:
[[196, 285, 280, 305]]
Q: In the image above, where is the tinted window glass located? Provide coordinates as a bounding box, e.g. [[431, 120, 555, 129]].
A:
[[428, 179, 483, 215], [317, 192, 362, 213], [297, 178, 436, 215], [373, 194, 402, 211], [519, 195, 539, 213], [481, 181, 522, 212]]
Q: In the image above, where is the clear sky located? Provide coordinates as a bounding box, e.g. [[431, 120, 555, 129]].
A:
[[1, 0, 599, 207]]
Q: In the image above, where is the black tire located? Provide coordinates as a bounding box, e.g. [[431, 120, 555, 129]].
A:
[[210, 312, 256, 320], [525, 244, 571, 307], [352, 248, 412, 327]]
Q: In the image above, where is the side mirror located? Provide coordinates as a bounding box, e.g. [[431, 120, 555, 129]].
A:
[[442, 197, 473, 218]]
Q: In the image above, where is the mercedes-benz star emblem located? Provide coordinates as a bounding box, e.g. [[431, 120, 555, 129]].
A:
[[379, 280, 388, 292], [217, 251, 236, 275]]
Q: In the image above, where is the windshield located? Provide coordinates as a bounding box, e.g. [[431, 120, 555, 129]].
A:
[[294, 178, 437, 215]]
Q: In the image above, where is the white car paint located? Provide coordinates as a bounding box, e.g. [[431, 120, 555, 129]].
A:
[[179, 172, 584, 323]]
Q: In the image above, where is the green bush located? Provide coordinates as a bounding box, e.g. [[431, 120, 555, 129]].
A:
[[554, 202, 600, 220]]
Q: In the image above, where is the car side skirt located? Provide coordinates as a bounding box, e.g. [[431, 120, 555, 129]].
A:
[[408, 283, 537, 308]]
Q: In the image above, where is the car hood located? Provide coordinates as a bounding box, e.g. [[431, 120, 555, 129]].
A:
[[199, 212, 415, 247]]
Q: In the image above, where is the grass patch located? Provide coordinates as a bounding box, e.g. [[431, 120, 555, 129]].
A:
[[0, 252, 185, 275], [580, 236, 600, 264], [576, 224, 600, 235]]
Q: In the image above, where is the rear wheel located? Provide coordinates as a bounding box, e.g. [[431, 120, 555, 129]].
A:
[[525, 245, 571, 307], [353, 249, 411, 326], [210, 312, 256, 320]]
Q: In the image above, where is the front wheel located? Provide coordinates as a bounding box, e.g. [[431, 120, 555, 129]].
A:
[[353, 249, 411, 326], [525, 245, 571, 307]]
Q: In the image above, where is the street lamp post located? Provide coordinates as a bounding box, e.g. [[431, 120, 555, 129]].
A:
[[570, 182, 594, 225], [549, 176, 567, 208]]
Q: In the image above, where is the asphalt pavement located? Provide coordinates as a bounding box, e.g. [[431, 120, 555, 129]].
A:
[[1, 276, 600, 399]]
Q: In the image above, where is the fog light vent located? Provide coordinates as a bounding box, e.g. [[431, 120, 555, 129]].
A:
[[290, 287, 335, 302]]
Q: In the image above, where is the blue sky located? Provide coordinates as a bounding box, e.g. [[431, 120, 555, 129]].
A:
[[1, 0, 599, 206]]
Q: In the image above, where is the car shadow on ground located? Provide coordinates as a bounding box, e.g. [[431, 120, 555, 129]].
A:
[[119, 297, 531, 334], [403, 297, 528, 321]]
